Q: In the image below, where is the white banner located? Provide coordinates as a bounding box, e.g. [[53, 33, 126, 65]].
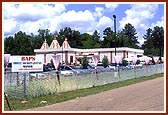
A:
[[92, 55, 100, 67], [4, 54, 11, 67], [11, 56, 44, 72], [52, 55, 61, 70]]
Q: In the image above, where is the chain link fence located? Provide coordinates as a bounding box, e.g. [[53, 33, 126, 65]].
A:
[[4, 64, 164, 99]]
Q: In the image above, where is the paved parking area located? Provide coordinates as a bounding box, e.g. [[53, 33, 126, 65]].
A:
[[27, 77, 165, 112]]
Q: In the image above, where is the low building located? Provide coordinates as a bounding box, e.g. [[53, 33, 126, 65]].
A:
[[34, 37, 144, 65]]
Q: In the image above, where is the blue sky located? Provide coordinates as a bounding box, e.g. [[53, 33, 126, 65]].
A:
[[3, 2, 165, 45]]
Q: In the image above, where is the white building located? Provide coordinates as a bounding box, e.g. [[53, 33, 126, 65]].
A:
[[34, 37, 144, 65]]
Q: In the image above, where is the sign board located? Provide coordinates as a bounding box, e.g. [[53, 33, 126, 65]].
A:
[[11, 56, 43, 72]]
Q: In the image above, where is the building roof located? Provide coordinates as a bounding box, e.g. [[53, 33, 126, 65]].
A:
[[49, 36, 60, 48], [36, 37, 144, 54], [35, 47, 144, 54], [62, 37, 71, 48], [40, 39, 49, 49]]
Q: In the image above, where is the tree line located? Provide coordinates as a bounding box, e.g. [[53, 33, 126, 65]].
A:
[[4, 23, 164, 57]]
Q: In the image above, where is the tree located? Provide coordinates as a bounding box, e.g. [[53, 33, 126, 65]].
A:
[[70, 30, 82, 48], [141, 26, 164, 57], [81, 55, 89, 69], [122, 23, 139, 48], [142, 28, 153, 49], [102, 27, 115, 48], [151, 26, 164, 57], [122, 59, 128, 66], [59, 27, 82, 48], [117, 31, 128, 47], [142, 28, 154, 56], [37, 29, 53, 46], [102, 55, 109, 68], [80, 33, 95, 49], [5, 31, 34, 55], [92, 30, 101, 48], [4, 36, 15, 54]]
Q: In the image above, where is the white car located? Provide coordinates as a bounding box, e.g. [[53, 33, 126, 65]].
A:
[[108, 63, 116, 70], [30, 73, 46, 79], [60, 70, 73, 76], [130, 64, 143, 69], [60, 65, 80, 75]]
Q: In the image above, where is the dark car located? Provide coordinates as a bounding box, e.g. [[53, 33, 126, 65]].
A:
[[117, 63, 131, 70], [43, 65, 53, 72]]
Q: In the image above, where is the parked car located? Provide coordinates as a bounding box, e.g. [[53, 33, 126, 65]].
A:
[[43, 65, 53, 72], [59, 65, 81, 75], [116, 63, 131, 70], [108, 63, 116, 70], [30, 73, 46, 79], [60, 70, 74, 76], [130, 64, 143, 69]]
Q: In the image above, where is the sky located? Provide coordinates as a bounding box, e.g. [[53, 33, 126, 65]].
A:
[[3, 2, 165, 46]]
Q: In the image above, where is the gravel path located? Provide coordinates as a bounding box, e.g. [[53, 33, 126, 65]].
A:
[[26, 77, 165, 112]]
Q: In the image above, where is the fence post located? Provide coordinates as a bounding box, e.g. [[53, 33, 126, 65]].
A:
[[4, 92, 11, 111], [23, 73, 27, 99]]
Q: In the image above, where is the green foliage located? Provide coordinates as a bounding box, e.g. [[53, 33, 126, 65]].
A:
[[4, 25, 164, 57], [142, 26, 164, 57], [122, 59, 128, 66], [92, 30, 101, 48], [80, 33, 95, 49], [136, 60, 140, 65], [59, 27, 82, 48], [122, 23, 139, 48], [102, 27, 116, 48], [81, 55, 89, 69], [4, 31, 34, 55], [102, 55, 109, 68]]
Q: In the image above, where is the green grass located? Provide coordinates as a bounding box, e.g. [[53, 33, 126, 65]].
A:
[[4, 73, 164, 111]]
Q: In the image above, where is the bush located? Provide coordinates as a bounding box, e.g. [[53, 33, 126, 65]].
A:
[[102, 56, 109, 68], [136, 60, 140, 65], [122, 59, 128, 66], [81, 55, 89, 69]]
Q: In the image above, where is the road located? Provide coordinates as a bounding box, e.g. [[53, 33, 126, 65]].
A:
[[26, 77, 165, 112]]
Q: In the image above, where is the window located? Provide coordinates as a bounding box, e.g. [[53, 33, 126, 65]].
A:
[[70, 56, 73, 63]]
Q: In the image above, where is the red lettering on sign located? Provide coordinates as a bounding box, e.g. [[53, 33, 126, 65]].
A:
[[21, 57, 35, 61]]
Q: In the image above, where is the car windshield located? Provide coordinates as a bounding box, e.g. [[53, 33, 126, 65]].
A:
[[64, 66, 72, 70], [110, 63, 116, 66]]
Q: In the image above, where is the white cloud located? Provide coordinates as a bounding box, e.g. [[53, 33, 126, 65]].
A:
[[4, 19, 19, 36], [4, 3, 66, 21], [3, 2, 163, 45], [105, 4, 119, 12], [119, 4, 159, 46], [151, 16, 164, 28], [96, 16, 113, 29], [3, 3, 67, 36], [119, 4, 158, 30], [93, 6, 104, 17], [60, 10, 95, 22], [58, 10, 96, 33]]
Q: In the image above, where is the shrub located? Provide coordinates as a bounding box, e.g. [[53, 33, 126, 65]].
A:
[[102, 55, 109, 68], [122, 59, 128, 66], [81, 55, 89, 69]]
